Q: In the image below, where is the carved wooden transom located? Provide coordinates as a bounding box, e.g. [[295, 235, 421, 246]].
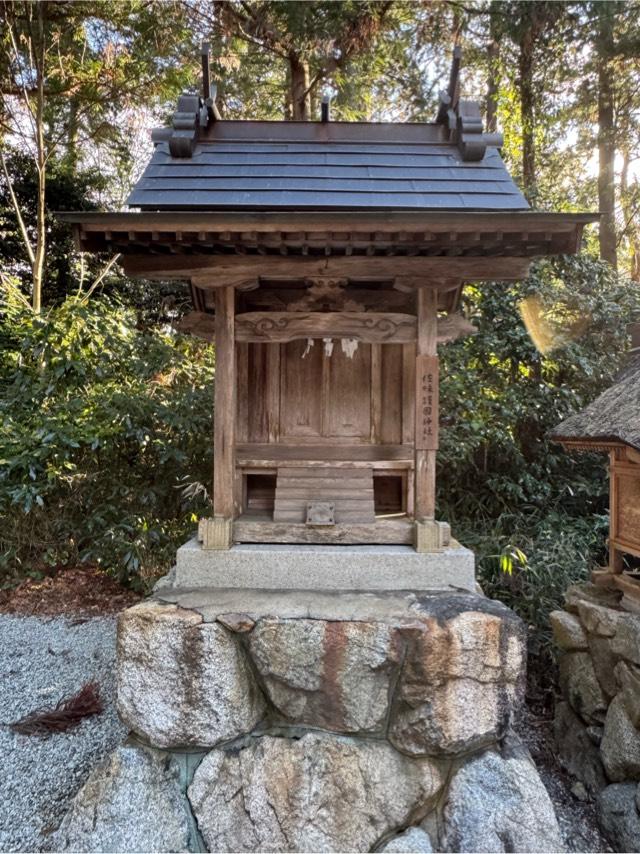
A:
[[286, 278, 363, 312]]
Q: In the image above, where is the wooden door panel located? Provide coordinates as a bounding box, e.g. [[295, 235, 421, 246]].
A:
[[279, 340, 323, 439], [324, 343, 371, 439]]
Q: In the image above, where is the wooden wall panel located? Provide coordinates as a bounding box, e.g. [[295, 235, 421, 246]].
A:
[[247, 343, 281, 443], [280, 340, 323, 439], [380, 344, 403, 445], [324, 343, 371, 439]]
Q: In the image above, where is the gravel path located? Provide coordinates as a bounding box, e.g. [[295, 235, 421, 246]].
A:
[[0, 615, 126, 853]]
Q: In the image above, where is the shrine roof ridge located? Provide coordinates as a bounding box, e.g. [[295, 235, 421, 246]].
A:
[[127, 45, 524, 215], [551, 351, 640, 452]]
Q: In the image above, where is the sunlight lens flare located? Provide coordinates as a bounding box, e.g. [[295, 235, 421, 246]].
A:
[[518, 295, 590, 355]]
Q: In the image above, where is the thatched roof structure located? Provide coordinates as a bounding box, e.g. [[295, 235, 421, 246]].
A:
[[551, 352, 640, 452]]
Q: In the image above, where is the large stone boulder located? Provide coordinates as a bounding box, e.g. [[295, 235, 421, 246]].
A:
[[597, 783, 640, 853], [389, 597, 525, 756], [117, 601, 266, 748], [441, 742, 564, 853], [248, 618, 403, 733], [558, 651, 608, 724], [553, 701, 606, 795], [53, 743, 191, 853], [550, 610, 588, 651], [187, 732, 445, 853], [600, 694, 640, 782]]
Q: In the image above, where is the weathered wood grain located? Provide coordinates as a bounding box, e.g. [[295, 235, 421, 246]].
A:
[[233, 517, 413, 544], [415, 288, 438, 522], [213, 287, 235, 520], [123, 253, 533, 283], [235, 311, 417, 344]]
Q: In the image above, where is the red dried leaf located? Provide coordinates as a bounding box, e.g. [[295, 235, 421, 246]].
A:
[[11, 681, 103, 737]]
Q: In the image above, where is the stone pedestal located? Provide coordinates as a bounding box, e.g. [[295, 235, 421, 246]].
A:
[[53, 550, 565, 854], [551, 582, 640, 852], [171, 537, 476, 592]]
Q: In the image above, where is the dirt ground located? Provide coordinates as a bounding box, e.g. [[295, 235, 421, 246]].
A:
[[0, 567, 140, 618]]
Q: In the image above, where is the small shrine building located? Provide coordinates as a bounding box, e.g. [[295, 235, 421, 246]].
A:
[[552, 324, 640, 601], [60, 49, 596, 557]]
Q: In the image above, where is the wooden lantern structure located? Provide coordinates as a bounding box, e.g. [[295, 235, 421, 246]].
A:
[[552, 326, 640, 593], [61, 49, 595, 553]]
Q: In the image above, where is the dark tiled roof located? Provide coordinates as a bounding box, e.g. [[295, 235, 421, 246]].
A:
[[127, 124, 528, 212], [551, 353, 640, 452]]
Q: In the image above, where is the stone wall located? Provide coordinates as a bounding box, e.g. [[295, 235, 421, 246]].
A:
[[552, 582, 640, 852], [54, 588, 564, 853]]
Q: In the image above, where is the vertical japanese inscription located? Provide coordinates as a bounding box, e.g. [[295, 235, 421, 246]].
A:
[[415, 354, 439, 450]]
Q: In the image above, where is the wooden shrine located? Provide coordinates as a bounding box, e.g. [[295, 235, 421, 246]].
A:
[[61, 48, 595, 553], [552, 324, 640, 599]]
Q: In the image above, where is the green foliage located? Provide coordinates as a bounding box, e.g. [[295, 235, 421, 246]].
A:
[[438, 254, 640, 632], [459, 510, 609, 651], [0, 283, 214, 587]]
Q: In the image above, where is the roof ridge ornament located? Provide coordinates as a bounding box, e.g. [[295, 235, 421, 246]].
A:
[[436, 47, 504, 162], [151, 43, 221, 158]]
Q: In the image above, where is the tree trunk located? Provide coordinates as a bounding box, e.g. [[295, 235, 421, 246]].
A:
[[620, 151, 639, 280], [518, 11, 536, 202], [486, 1, 500, 133], [597, 2, 618, 269], [32, 1, 46, 313], [289, 53, 310, 121]]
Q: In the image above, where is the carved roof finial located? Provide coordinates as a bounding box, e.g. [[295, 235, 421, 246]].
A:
[[436, 47, 504, 162]]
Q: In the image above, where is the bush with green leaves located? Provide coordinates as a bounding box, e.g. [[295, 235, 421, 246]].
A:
[[0, 283, 214, 588], [439, 255, 640, 633]]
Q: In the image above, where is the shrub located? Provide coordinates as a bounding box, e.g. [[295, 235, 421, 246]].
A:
[[0, 283, 214, 588], [439, 255, 640, 639]]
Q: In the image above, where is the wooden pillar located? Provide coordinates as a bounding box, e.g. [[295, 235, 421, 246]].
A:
[[414, 286, 449, 552], [608, 449, 623, 573], [206, 285, 236, 549]]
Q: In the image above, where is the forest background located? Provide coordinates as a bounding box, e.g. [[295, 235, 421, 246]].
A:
[[1, 0, 640, 649]]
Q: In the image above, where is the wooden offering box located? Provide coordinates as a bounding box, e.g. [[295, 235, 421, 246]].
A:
[[61, 48, 594, 552]]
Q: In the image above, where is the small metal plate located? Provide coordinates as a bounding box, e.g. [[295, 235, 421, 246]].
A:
[[306, 501, 335, 527]]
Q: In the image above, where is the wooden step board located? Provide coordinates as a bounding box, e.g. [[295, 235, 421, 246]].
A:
[[273, 466, 375, 524]]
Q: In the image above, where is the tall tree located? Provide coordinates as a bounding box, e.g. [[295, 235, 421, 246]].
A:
[[0, 0, 193, 308], [596, 0, 618, 268]]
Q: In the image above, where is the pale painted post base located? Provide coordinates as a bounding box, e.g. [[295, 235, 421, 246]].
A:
[[414, 519, 451, 553], [198, 516, 233, 550]]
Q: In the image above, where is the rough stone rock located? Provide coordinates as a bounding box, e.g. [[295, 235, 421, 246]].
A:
[[615, 660, 640, 709], [597, 783, 640, 853], [558, 651, 608, 724], [576, 600, 621, 637], [389, 597, 525, 756], [587, 634, 620, 698], [565, 583, 621, 615], [380, 827, 434, 853], [553, 701, 607, 795], [248, 618, 403, 732], [217, 612, 256, 633], [53, 743, 191, 853], [611, 615, 640, 666], [550, 610, 588, 651], [601, 694, 640, 782], [586, 725, 604, 746], [188, 732, 445, 853], [442, 744, 564, 853], [117, 601, 265, 748]]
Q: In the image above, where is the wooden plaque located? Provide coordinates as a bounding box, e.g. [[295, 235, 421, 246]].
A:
[[415, 355, 439, 450]]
